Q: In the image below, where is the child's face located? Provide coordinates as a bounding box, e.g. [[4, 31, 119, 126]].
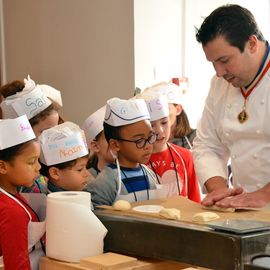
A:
[[151, 116, 171, 153], [168, 104, 182, 129], [32, 111, 59, 136], [1, 141, 41, 193], [57, 157, 90, 191], [115, 120, 154, 167], [93, 131, 114, 164]]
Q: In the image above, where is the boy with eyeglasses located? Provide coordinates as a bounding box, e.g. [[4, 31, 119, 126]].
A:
[[85, 97, 160, 209]]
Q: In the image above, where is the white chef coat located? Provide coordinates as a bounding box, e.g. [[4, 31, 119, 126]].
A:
[[193, 71, 270, 192]]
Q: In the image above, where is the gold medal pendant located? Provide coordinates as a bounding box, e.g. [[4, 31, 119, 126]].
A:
[[237, 54, 270, 124], [238, 109, 248, 123], [238, 98, 248, 123]]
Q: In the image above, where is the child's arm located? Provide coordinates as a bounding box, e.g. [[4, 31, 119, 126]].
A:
[[84, 166, 118, 209], [1, 204, 31, 269]]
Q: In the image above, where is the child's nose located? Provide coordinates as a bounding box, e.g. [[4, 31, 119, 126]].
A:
[[154, 126, 162, 137], [36, 161, 41, 171], [84, 168, 90, 178]]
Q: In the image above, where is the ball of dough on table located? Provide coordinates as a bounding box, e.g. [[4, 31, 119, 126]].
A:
[[113, 200, 131, 211], [159, 208, 181, 220], [192, 212, 220, 223]]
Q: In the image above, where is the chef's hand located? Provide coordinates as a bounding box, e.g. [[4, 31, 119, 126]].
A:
[[201, 176, 243, 207], [216, 187, 270, 208], [201, 187, 243, 206]]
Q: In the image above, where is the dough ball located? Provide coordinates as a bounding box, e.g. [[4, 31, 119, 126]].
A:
[[159, 208, 181, 220], [192, 212, 220, 223], [113, 200, 131, 211], [202, 205, 235, 213]]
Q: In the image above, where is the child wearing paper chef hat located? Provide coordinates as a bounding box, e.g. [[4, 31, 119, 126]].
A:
[[138, 92, 201, 203], [142, 82, 196, 150], [85, 97, 161, 208], [39, 122, 91, 192], [0, 75, 64, 194], [0, 75, 63, 136], [82, 106, 114, 177], [0, 115, 45, 270]]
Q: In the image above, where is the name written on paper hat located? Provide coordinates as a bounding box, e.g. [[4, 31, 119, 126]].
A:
[[39, 122, 89, 166], [0, 75, 52, 120], [142, 82, 184, 105], [0, 115, 36, 150], [140, 93, 169, 121]]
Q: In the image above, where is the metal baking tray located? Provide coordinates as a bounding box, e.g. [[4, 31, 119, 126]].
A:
[[207, 219, 270, 234]]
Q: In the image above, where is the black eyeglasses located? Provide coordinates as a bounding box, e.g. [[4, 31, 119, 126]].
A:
[[117, 133, 157, 149]]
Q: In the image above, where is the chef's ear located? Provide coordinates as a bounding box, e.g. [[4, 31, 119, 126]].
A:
[[248, 35, 258, 53]]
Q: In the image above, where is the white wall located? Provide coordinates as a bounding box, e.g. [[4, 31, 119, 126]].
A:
[[134, 0, 183, 90]]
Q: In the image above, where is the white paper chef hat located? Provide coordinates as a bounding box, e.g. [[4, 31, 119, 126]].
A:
[[0, 75, 52, 120], [104, 97, 150, 127], [142, 94, 169, 121], [0, 115, 35, 150], [39, 122, 89, 166], [39, 84, 63, 109], [82, 106, 106, 146], [143, 82, 183, 105]]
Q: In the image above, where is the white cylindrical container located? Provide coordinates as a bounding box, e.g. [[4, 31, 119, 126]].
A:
[[46, 191, 107, 262]]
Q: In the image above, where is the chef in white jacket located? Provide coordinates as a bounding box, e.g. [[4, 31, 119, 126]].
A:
[[193, 4, 270, 208]]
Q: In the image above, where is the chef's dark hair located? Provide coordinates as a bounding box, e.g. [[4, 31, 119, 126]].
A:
[[196, 4, 265, 52]]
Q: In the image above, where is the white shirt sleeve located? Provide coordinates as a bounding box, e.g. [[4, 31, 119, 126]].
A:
[[192, 76, 230, 189]]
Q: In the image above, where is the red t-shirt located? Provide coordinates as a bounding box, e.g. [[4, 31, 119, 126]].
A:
[[0, 192, 39, 270], [147, 144, 201, 202]]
